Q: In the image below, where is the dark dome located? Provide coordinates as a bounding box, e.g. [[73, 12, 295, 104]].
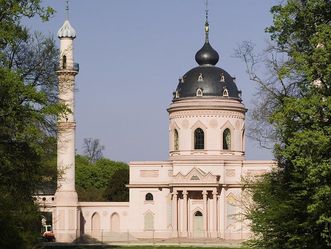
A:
[[173, 21, 241, 101], [174, 66, 241, 100], [195, 42, 219, 66]]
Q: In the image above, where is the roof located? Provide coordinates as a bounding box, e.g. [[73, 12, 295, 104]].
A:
[[57, 20, 76, 39]]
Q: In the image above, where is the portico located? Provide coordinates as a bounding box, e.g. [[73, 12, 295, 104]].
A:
[[171, 168, 221, 238], [172, 188, 220, 238]]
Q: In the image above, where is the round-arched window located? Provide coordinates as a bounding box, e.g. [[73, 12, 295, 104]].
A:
[[194, 211, 203, 216], [145, 193, 153, 201]]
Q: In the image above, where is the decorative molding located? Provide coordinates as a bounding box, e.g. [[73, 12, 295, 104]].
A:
[[173, 167, 218, 184], [170, 120, 180, 130], [220, 120, 235, 131], [169, 110, 245, 120], [140, 170, 159, 178], [190, 120, 207, 130], [225, 169, 236, 177]]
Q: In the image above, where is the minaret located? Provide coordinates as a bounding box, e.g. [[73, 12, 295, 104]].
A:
[[53, 1, 80, 242]]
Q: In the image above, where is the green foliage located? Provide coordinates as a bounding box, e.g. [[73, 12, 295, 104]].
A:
[[76, 155, 129, 202], [0, 1, 61, 248], [103, 167, 129, 202], [247, 1, 331, 249]]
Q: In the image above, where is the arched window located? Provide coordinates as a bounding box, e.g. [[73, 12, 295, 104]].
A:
[[196, 88, 203, 96], [223, 128, 231, 150], [174, 129, 179, 151], [194, 211, 203, 217], [62, 55, 67, 69], [194, 128, 204, 150], [198, 73, 204, 82], [220, 73, 225, 82], [145, 193, 153, 201], [91, 212, 100, 232], [223, 88, 229, 97], [144, 211, 154, 230], [110, 213, 120, 232]]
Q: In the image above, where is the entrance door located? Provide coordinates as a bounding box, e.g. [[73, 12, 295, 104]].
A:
[[193, 211, 204, 237]]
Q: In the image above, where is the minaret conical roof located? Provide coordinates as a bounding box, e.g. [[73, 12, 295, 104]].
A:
[[58, 20, 76, 39], [58, 1, 76, 39]]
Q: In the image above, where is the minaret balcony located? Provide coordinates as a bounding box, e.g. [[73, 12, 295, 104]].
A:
[[57, 62, 79, 72]]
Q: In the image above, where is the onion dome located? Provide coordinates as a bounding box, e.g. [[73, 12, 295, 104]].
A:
[[195, 42, 219, 66], [173, 21, 241, 101], [195, 22, 219, 66], [57, 20, 76, 39]]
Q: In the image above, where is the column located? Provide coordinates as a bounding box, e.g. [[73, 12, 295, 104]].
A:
[[212, 189, 217, 237], [172, 190, 178, 232], [220, 188, 225, 238], [183, 190, 188, 235], [202, 190, 208, 236]]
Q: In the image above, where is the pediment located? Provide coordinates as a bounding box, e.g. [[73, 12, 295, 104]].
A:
[[173, 167, 218, 184]]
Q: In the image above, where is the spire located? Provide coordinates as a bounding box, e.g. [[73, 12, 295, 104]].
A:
[[205, 0, 209, 43], [57, 0, 76, 39], [195, 0, 219, 66], [65, 0, 69, 20]]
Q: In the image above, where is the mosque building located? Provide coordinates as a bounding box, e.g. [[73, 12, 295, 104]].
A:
[[38, 3, 274, 243]]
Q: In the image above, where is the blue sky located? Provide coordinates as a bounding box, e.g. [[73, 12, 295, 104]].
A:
[[27, 0, 278, 162]]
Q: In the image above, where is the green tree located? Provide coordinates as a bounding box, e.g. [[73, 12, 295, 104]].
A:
[[75, 155, 129, 201], [0, 1, 61, 248], [103, 167, 129, 202], [237, 1, 331, 248]]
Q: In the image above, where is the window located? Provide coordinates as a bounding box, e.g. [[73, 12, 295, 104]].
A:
[[223, 88, 229, 97], [144, 211, 154, 230], [174, 129, 179, 150], [196, 88, 203, 97], [194, 128, 204, 149], [145, 193, 153, 201], [223, 128, 231, 150], [62, 55, 67, 69], [110, 213, 120, 232], [194, 211, 203, 216], [220, 73, 225, 82], [198, 73, 204, 81]]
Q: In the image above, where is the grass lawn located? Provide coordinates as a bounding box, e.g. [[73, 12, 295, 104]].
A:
[[43, 245, 249, 249]]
